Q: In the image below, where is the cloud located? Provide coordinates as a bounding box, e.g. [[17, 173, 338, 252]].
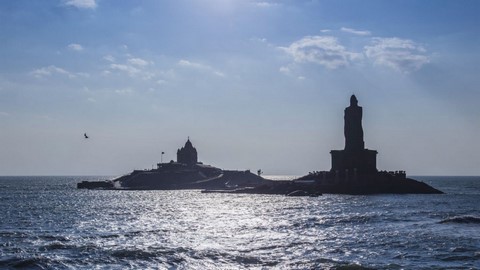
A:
[[250, 37, 268, 43], [178, 59, 206, 69], [109, 64, 141, 76], [254, 2, 280, 8], [280, 36, 362, 69], [67, 43, 84, 51], [281, 35, 429, 73], [178, 59, 225, 77], [63, 0, 97, 9], [364, 37, 429, 72], [341, 27, 371, 36], [279, 66, 290, 75], [213, 71, 225, 77], [31, 65, 76, 78], [0, 111, 10, 117], [114, 88, 133, 95], [76, 72, 90, 78], [127, 57, 150, 67], [106, 57, 155, 80], [103, 55, 115, 62]]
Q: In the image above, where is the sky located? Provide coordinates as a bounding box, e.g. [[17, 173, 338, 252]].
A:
[[1, 0, 479, 176]]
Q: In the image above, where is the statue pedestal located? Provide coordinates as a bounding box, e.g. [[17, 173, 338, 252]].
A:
[[330, 149, 378, 175]]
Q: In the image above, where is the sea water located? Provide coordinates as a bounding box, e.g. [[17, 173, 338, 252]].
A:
[[0, 176, 479, 269]]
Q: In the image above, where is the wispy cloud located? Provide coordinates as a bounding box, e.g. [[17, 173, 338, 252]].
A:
[[31, 65, 76, 78], [0, 111, 10, 117], [253, 2, 280, 8], [105, 56, 155, 80], [280, 36, 362, 69], [103, 55, 115, 62], [127, 57, 150, 67], [178, 59, 207, 69], [279, 66, 290, 75], [67, 43, 84, 51], [114, 88, 134, 95], [178, 59, 225, 77], [364, 37, 429, 73], [341, 27, 371, 36], [109, 64, 141, 76], [279, 65, 305, 80], [250, 37, 268, 43], [62, 0, 97, 9]]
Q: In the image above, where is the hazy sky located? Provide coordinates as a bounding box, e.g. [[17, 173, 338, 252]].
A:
[[1, 0, 479, 176]]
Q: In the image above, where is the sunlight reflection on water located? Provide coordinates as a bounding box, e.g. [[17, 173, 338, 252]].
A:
[[0, 176, 479, 269]]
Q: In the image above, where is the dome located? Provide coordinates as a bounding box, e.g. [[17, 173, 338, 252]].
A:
[[184, 138, 193, 148]]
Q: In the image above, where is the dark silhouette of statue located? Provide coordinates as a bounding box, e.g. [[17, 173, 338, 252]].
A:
[[331, 95, 377, 174], [177, 138, 198, 165], [344, 95, 364, 152]]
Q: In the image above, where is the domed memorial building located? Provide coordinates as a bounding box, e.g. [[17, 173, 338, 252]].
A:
[[176, 138, 198, 166]]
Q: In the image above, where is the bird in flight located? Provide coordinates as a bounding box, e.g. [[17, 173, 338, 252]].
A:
[[84, 133, 89, 139]]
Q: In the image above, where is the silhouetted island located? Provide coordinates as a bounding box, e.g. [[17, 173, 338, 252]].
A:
[[78, 138, 266, 190], [78, 95, 442, 195]]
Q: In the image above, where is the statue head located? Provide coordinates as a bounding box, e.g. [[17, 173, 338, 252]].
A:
[[350, 95, 358, 107]]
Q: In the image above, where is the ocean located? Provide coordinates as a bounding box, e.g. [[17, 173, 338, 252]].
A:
[[0, 176, 479, 269]]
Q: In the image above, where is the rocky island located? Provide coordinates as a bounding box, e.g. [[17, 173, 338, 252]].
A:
[[78, 138, 266, 190], [78, 95, 442, 195]]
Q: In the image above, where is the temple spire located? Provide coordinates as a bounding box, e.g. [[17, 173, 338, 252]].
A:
[[177, 137, 198, 165]]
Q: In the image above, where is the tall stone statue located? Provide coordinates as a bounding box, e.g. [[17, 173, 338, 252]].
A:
[[344, 95, 364, 152], [331, 95, 377, 174]]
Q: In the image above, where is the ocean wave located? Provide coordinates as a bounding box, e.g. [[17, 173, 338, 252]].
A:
[[1, 176, 479, 269], [334, 214, 379, 224], [0, 256, 52, 269], [40, 242, 72, 251], [335, 264, 377, 270], [439, 216, 480, 224], [38, 235, 70, 242], [111, 249, 160, 260], [439, 255, 475, 262]]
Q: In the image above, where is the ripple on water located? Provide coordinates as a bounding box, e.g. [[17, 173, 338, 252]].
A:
[[0, 176, 479, 269], [439, 215, 480, 224]]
